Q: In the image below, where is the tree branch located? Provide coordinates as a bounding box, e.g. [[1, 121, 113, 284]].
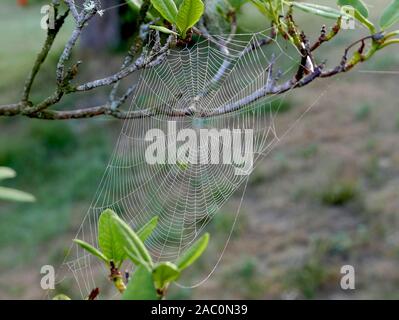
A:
[[63, 0, 80, 22], [0, 4, 392, 120], [74, 33, 172, 92], [22, 5, 69, 102]]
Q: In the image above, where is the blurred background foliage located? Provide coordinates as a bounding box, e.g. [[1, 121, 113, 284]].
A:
[[1, 0, 399, 299]]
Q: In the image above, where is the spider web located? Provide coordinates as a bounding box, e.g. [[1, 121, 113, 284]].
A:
[[56, 27, 303, 298]]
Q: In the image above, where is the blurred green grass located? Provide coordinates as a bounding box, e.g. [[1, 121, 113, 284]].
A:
[[0, 120, 114, 268], [0, 2, 115, 271], [0, 2, 74, 103]]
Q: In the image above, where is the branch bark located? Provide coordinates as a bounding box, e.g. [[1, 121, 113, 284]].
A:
[[0, 3, 395, 120], [23, 6, 69, 102]]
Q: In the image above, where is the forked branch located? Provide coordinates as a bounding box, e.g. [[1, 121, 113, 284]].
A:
[[0, 0, 397, 120]]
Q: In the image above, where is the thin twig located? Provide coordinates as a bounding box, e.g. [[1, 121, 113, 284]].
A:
[[22, 6, 69, 102], [0, 8, 388, 120], [64, 0, 80, 22]]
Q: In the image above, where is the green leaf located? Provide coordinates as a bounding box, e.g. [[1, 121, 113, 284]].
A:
[[176, 233, 209, 270], [53, 294, 71, 300], [73, 239, 109, 264], [176, 0, 205, 38], [152, 262, 180, 289], [0, 167, 16, 181], [228, 0, 247, 10], [137, 216, 159, 242], [149, 25, 178, 35], [341, 5, 375, 32], [380, 0, 399, 29], [0, 186, 35, 203], [151, 0, 178, 23], [122, 265, 159, 300], [289, 2, 343, 20], [125, 0, 142, 11], [125, 0, 157, 20], [110, 214, 153, 268], [337, 0, 368, 18], [98, 209, 126, 265], [124, 245, 149, 268], [250, 0, 274, 19], [174, 0, 183, 8]]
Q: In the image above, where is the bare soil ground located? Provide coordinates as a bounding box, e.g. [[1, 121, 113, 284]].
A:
[[187, 74, 399, 299]]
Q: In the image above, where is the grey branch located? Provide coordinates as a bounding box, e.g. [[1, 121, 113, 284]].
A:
[[22, 6, 69, 102], [56, 5, 97, 84], [63, 0, 80, 22], [75, 32, 172, 92], [0, 3, 381, 120], [209, 64, 324, 116]]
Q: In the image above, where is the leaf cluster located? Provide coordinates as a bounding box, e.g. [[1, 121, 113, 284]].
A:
[[73, 209, 209, 299]]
